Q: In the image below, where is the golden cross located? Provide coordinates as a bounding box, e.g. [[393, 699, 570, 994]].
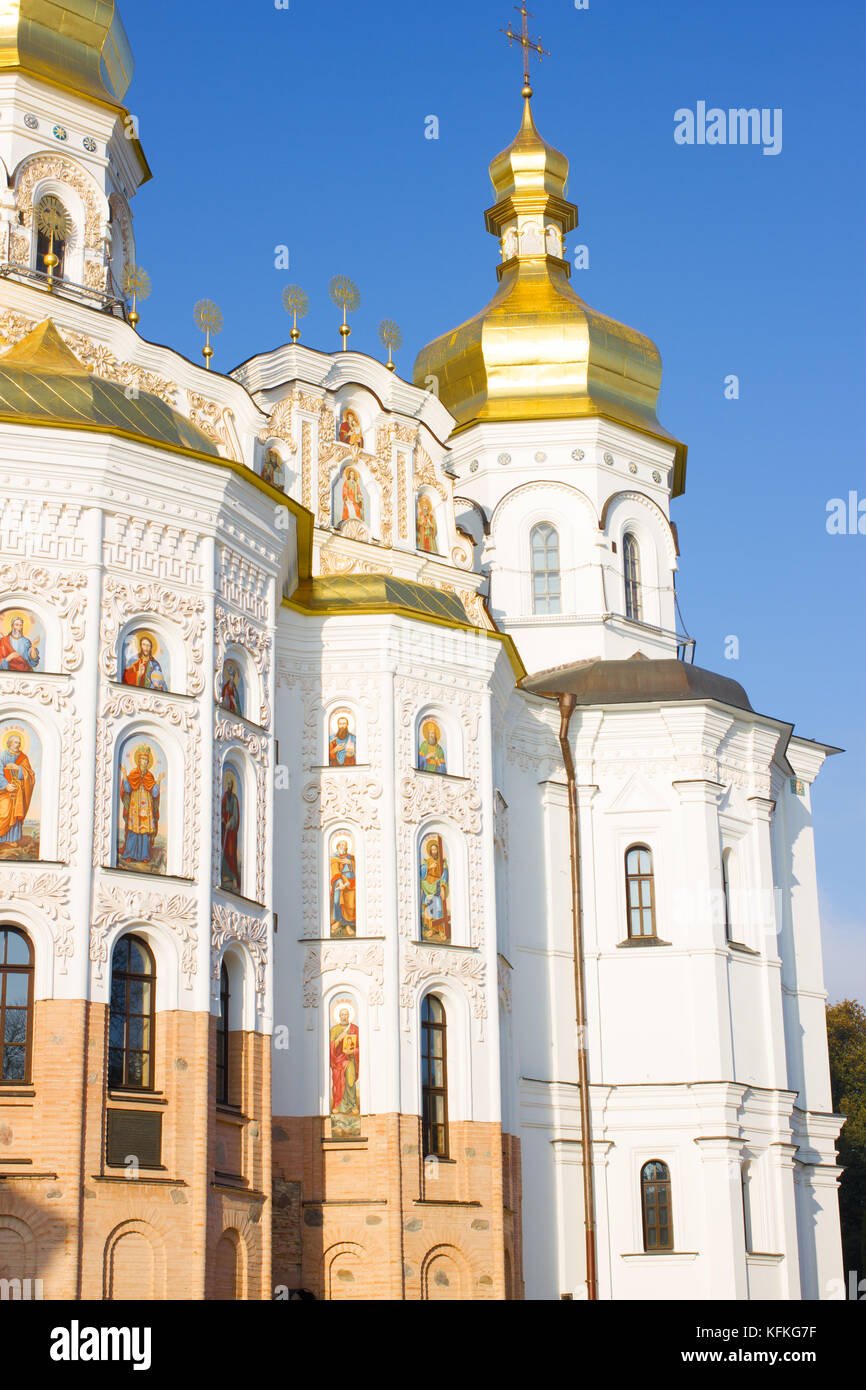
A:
[[501, 3, 550, 93]]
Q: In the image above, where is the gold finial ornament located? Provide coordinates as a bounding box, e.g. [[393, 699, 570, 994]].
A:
[[282, 284, 309, 344], [501, 3, 549, 98], [122, 264, 151, 329], [37, 195, 73, 290], [194, 299, 223, 370], [329, 275, 361, 351], [379, 319, 403, 372]]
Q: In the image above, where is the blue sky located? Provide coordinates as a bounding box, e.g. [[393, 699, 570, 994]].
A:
[[122, 0, 864, 999]]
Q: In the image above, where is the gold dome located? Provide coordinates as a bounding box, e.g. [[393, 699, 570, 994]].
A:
[[0, 320, 220, 457], [414, 97, 687, 495], [0, 0, 134, 105]]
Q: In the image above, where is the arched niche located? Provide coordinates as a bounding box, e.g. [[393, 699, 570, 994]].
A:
[[217, 747, 256, 902], [0, 597, 59, 673], [113, 725, 181, 879], [116, 616, 184, 694], [324, 823, 364, 939], [416, 820, 468, 946], [414, 705, 463, 778], [218, 645, 256, 722], [323, 700, 365, 768]]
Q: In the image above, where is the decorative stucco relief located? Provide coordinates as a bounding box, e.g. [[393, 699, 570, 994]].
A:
[[91, 883, 198, 988], [99, 575, 206, 694], [214, 604, 271, 728], [211, 902, 268, 1004], [0, 868, 74, 970], [93, 690, 201, 878]]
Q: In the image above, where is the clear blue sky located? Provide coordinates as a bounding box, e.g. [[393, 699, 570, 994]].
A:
[[122, 0, 865, 1000]]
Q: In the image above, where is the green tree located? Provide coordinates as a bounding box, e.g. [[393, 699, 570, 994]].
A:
[[826, 999, 866, 1277]]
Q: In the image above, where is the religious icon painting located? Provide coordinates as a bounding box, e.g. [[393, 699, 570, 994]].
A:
[[220, 763, 243, 896], [329, 831, 357, 938], [416, 493, 438, 553], [419, 832, 451, 943], [328, 709, 357, 767], [337, 464, 367, 526], [0, 720, 41, 861], [329, 996, 360, 1138], [337, 407, 363, 450], [219, 658, 246, 718], [0, 608, 43, 672], [116, 734, 167, 875], [417, 718, 447, 775], [119, 628, 169, 691]]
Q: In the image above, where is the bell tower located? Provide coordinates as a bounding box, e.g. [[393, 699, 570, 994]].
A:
[[414, 14, 689, 674], [0, 0, 150, 313]]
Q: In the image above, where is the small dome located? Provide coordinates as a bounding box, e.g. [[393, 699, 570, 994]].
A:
[[414, 97, 687, 494], [0, 320, 220, 457], [488, 96, 572, 208], [0, 0, 134, 105]]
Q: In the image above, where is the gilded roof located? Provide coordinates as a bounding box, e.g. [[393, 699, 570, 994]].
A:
[[414, 97, 687, 495], [286, 574, 472, 627], [0, 0, 133, 105], [0, 320, 220, 456]]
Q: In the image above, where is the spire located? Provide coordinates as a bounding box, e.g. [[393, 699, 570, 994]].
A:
[[490, 7, 576, 267], [500, 3, 549, 100]]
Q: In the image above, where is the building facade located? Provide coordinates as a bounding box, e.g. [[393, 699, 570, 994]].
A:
[[0, 3, 843, 1300]]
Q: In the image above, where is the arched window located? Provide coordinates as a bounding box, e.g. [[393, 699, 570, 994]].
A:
[[108, 934, 156, 1090], [722, 848, 733, 942], [216, 962, 230, 1105], [35, 195, 71, 282], [625, 845, 656, 938], [641, 1160, 673, 1251], [623, 532, 642, 622], [0, 927, 33, 1083], [421, 994, 449, 1158], [530, 523, 561, 615]]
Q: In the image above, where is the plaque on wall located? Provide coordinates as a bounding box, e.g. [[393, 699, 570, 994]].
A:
[[106, 1109, 163, 1169]]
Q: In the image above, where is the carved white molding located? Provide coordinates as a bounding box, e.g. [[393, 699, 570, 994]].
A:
[[0, 561, 87, 670], [91, 884, 198, 988], [214, 604, 271, 728], [0, 496, 87, 564], [99, 575, 206, 694], [103, 517, 204, 588], [93, 690, 201, 877], [213, 717, 269, 905], [398, 772, 482, 833], [0, 868, 74, 970], [302, 775, 383, 831], [0, 675, 82, 864], [217, 547, 270, 624], [211, 902, 268, 1003], [399, 941, 487, 1035], [302, 941, 385, 1028]]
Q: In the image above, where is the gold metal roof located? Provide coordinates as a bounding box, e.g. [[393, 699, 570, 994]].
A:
[[414, 97, 687, 495], [286, 574, 472, 626], [0, 0, 134, 104], [0, 319, 220, 455]]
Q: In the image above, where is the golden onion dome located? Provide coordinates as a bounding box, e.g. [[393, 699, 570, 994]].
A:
[[0, 0, 134, 105], [414, 96, 687, 494], [0, 320, 220, 457]]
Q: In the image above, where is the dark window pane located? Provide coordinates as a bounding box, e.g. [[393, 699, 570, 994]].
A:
[[4, 973, 28, 1007], [4, 933, 30, 966], [2, 1046, 25, 1081]]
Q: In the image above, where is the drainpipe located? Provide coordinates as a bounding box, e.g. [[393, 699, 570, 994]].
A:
[[557, 693, 598, 1301]]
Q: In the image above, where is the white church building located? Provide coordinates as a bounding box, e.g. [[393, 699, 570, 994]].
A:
[[0, 2, 843, 1300]]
